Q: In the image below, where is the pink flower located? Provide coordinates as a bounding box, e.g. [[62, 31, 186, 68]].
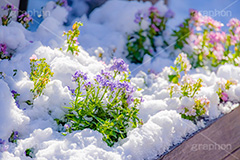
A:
[[213, 43, 224, 61], [181, 74, 195, 84], [186, 108, 196, 116], [202, 16, 223, 31], [149, 6, 159, 14], [151, 24, 160, 32], [208, 32, 226, 44], [0, 43, 8, 55], [73, 37, 79, 45], [177, 105, 186, 114], [227, 18, 240, 28], [221, 92, 228, 102], [30, 54, 37, 61]]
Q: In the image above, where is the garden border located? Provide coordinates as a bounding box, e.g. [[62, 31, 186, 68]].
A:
[[158, 106, 240, 160]]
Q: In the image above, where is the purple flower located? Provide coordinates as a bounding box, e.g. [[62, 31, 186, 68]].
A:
[[109, 58, 129, 73], [140, 97, 144, 102], [23, 16, 33, 22], [83, 81, 93, 90], [95, 75, 103, 83], [101, 70, 112, 79], [11, 90, 17, 95], [18, 12, 27, 19], [153, 17, 161, 23], [72, 71, 87, 82], [57, 0, 72, 11], [13, 131, 18, 140], [0, 43, 8, 55], [16, 100, 20, 108], [67, 86, 75, 95], [11, 90, 20, 108], [134, 10, 148, 24], [0, 139, 5, 145], [108, 81, 117, 91], [178, 23, 184, 28], [164, 9, 175, 18], [2, 4, 17, 11], [64, 124, 71, 130], [151, 24, 160, 32], [18, 12, 33, 22], [117, 81, 135, 93], [127, 95, 134, 104]]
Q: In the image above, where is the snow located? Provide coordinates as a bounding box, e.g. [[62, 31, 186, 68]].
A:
[[0, 80, 30, 140], [0, 0, 239, 159]]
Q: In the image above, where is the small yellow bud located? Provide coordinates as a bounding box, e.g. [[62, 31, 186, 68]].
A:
[[235, 46, 238, 51], [72, 23, 77, 30]]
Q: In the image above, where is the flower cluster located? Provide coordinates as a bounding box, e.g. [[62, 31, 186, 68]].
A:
[[168, 72, 209, 122], [61, 22, 83, 55], [11, 90, 20, 108], [8, 131, 19, 143], [216, 79, 237, 103], [0, 139, 9, 152], [18, 12, 33, 29], [1, 4, 17, 26], [0, 43, 10, 60], [173, 9, 240, 68], [169, 74, 203, 99], [126, 6, 174, 63], [58, 58, 143, 147], [30, 54, 54, 99], [178, 96, 210, 122], [168, 53, 192, 83]]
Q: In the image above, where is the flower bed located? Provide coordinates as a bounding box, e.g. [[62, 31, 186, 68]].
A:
[[0, 0, 240, 159]]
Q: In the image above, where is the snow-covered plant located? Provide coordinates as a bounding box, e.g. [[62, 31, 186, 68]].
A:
[[25, 148, 34, 158], [8, 131, 19, 143], [168, 53, 191, 84], [61, 22, 83, 55], [178, 96, 210, 122], [0, 72, 5, 79], [0, 43, 10, 60], [56, 0, 71, 11], [18, 12, 33, 29], [168, 73, 209, 122], [169, 74, 203, 99], [11, 90, 20, 108], [216, 79, 237, 102], [0, 139, 9, 152], [1, 4, 17, 26], [126, 6, 174, 63], [173, 9, 240, 68], [30, 54, 54, 99], [60, 58, 143, 147]]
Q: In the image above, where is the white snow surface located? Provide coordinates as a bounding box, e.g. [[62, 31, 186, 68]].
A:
[[0, 0, 239, 159]]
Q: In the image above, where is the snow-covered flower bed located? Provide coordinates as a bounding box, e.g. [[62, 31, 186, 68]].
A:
[[0, 0, 240, 159]]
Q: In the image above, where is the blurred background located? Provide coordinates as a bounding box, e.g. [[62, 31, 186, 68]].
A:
[[19, 0, 240, 31]]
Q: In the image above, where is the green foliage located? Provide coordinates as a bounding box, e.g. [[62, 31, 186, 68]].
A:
[[25, 148, 34, 158], [168, 53, 192, 84], [179, 97, 210, 122], [61, 21, 83, 55], [30, 56, 54, 99], [57, 60, 143, 147], [126, 7, 173, 63]]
